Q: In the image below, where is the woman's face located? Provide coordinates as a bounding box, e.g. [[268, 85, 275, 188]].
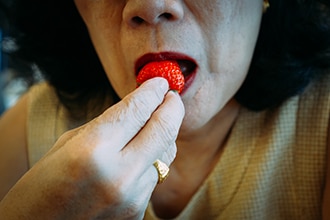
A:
[[74, 0, 263, 132]]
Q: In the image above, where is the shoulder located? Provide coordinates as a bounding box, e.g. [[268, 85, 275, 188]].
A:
[[301, 72, 330, 105], [309, 72, 330, 219], [27, 82, 59, 108], [323, 93, 330, 219], [0, 82, 59, 200], [0, 82, 61, 200], [0, 91, 29, 200], [321, 72, 330, 219], [296, 72, 330, 129], [324, 130, 330, 218]]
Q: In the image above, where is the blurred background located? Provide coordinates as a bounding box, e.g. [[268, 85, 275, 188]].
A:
[[0, 1, 42, 115], [0, 29, 28, 115], [0, 1, 10, 115]]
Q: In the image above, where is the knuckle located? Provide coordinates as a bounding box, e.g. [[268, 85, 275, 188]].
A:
[[129, 88, 163, 110], [103, 182, 127, 204], [64, 149, 95, 181], [153, 112, 180, 143], [53, 129, 78, 147], [100, 183, 142, 218], [163, 143, 177, 164], [110, 89, 165, 128], [121, 203, 141, 219], [124, 95, 153, 125]]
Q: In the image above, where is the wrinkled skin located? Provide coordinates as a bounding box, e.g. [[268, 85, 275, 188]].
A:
[[0, 79, 184, 219], [74, 0, 263, 135], [0, 0, 264, 219]]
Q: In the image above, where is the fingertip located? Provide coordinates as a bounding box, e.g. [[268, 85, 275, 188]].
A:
[[166, 90, 185, 117], [156, 77, 170, 91], [168, 89, 184, 103]]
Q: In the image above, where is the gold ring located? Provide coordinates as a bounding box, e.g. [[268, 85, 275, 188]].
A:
[[153, 159, 170, 184]]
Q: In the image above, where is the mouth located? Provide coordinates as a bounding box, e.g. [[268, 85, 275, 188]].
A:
[[135, 52, 197, 80]]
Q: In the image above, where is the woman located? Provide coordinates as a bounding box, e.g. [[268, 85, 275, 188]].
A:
[[0, 0, 330, 219]]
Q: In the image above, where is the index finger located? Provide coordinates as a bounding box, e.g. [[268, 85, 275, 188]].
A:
[[79, 77, 170, 152], [122, 90, 185, 170]]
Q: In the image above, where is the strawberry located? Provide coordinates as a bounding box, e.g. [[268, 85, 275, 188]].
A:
[[136, 60, 185, 93]]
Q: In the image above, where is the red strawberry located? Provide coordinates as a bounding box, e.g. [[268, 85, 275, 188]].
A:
[[136, 60, 185, 93]]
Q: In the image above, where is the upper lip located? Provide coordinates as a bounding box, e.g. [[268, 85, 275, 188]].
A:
[[135, 52, 197, 76]]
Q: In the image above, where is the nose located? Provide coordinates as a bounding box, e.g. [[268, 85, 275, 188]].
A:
[[123, 0, 184, 27]]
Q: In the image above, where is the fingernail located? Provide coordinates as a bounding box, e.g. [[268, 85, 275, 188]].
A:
[[168, 90, 181, 98], [169, 89, 179, 94]]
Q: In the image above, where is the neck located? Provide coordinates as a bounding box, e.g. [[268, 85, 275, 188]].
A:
[[151, 99, 241, 218], [174, 99, 241, 170]]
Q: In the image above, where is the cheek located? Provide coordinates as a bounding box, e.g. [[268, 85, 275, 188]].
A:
[[74, 1, 136, 98], [181, 70, 245, 131]]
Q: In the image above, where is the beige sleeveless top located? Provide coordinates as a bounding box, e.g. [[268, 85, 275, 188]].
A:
[[27, 74, 330, 220]]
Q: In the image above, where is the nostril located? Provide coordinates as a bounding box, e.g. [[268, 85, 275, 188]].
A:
[[131, 13, 174, 25], [132, 16, 144, 25], [162, 13, 173, 20], [124, 1, 184, 27]]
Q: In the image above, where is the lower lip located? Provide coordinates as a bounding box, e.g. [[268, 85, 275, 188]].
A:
[[181, 70, 197, 95]]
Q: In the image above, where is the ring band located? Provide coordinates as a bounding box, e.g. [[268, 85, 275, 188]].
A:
[[153, 159, 170, 184]]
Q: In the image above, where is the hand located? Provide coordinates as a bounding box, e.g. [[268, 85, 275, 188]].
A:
[[0, 77, 185, 219]]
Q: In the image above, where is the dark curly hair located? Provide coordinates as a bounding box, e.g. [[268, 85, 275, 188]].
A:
[[236, 0, 330, 110], [1, 0, 330, 115]]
